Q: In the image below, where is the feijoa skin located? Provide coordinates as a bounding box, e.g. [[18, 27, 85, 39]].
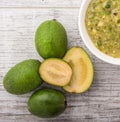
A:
[[35, 19, 67, 59], [28, 88, 67, 118], [3, 59, 43, 95]]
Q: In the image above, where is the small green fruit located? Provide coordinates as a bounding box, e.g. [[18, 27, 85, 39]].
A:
[[35, 19, 67, 59], [3, 59, 43, 95], [28, 88, 67, 118]]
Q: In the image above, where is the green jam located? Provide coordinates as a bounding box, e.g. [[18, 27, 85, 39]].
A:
[[86, 0, 120, 58]]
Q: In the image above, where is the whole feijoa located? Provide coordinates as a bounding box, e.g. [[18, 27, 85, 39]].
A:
[[28, 88, 67, 118], [35, 19, 67, 59], [3, 59, 43, 95]]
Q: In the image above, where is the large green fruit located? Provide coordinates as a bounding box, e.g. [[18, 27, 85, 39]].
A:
[[28, 88, 67, 118], [35, 20, 67, 59], [3, 59, 43, 95]]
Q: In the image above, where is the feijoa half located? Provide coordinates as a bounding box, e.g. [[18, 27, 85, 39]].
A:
[[63, 47, 94, 93], [39, 58, 72, 86], [3, 59, 43, 95], [28, 88, 67, 118]]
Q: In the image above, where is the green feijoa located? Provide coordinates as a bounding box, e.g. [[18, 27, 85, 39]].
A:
[[3, 59, 43, 95], [35, 19, 67, 59], [28, 88, 67, 118]]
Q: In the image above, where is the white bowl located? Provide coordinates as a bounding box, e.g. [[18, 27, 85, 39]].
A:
[[78, 0, 120, 65]]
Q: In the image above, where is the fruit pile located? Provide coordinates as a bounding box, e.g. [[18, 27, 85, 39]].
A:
[[3, 20, 94, 118]]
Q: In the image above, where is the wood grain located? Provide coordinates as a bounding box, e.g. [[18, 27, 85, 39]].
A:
[[0, 0, 82, 8], [1, 1, 120, 122]]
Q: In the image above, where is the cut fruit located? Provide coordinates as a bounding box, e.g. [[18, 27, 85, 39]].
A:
[[63, 47, 94, 93], [39, 58, 72, 86]]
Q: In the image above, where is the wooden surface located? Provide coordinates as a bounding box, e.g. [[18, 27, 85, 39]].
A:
[[1, 0, 120, 122]]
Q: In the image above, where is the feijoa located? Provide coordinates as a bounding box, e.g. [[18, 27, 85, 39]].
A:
[[3, 59, 43, 95], [39, 58, 72, 86], [28, 88, 67, 118], [63, 47, 94, 93], [35, 20, 67, 59]]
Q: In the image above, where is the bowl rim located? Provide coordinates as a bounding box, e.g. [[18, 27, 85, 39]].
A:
[[78, 0, 120, 65]]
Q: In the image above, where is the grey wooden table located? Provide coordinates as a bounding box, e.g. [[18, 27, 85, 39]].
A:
[[1, 0, 120, 122]]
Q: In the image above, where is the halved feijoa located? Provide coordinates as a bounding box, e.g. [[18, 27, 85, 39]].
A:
[[63, 47, 94, 93], [39, 58, 72, 86]]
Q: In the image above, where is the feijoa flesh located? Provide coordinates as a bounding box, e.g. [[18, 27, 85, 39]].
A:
[[39, 58, 72, 86], [63, 47, 94, 93]]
